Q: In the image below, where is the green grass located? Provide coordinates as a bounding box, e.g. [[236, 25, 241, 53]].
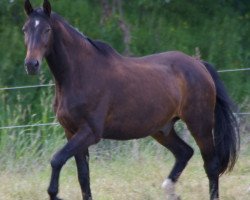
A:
[[0, 138, 250, 200]]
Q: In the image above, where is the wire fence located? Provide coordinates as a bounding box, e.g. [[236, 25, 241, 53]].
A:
[[0, 83, 55, 91], [217, 68, 250, 73], [0, 67, 249, 130], [0, 122, 59, 130]]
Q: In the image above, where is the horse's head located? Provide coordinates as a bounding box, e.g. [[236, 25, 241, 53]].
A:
[[23, 0, 53, 75]]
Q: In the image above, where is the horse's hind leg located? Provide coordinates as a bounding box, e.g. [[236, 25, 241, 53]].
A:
[[184, 114, 219, 200], [152, 126, 194, 200]]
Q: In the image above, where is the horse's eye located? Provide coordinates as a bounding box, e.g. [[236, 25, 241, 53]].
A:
[[44, 28, 51, 34]]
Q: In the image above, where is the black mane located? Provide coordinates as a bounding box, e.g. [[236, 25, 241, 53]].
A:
[[86, 38, 120, 57], [50, 12, 120, 57]]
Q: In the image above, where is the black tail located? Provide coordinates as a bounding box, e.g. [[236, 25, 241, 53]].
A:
[[203, 61, 240, 175]]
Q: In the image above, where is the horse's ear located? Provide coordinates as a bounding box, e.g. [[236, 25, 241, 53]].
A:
[[24, 0, 33, 16], [43, 0, 51, 17]]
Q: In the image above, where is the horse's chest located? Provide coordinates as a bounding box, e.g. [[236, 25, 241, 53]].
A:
[[56, 101, 86, 132]]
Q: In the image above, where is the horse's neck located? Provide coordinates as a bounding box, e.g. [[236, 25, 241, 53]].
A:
[[46, 20, 93, 87]]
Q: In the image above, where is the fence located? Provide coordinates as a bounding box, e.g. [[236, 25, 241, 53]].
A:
[[0, 67, 249, 130]]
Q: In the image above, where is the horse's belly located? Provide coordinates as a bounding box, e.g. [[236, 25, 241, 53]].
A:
[[102, 111, 172, 140], [102, 127, 155, 140]]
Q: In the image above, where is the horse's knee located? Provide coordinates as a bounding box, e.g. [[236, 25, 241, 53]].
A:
[[50, 153, 66, 170]]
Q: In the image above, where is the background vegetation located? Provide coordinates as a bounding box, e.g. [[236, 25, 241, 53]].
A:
[[0, 0, 249, 199]]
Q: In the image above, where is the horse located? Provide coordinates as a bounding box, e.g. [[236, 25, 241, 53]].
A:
[[23, 1, 239, 200]]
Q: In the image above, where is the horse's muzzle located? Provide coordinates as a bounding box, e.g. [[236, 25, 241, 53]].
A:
[[25, 59, 40, 75]]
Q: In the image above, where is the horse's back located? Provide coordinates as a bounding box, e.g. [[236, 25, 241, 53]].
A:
[[142, 51, 214, 88], [129, 51, 215, 98]]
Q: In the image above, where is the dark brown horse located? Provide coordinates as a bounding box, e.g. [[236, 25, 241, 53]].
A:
[[23, 1, 239, 200]]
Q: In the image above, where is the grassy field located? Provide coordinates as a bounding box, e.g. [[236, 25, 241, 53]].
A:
[[0, 136, 250, 200]]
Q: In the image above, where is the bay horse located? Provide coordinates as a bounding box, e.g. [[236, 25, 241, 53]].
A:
[[23, 1, 239, 200]]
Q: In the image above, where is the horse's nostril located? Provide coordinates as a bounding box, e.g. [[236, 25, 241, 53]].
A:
[[25, 59, 39, 68], [25, 59, 40, 75], [35, 60, 39, 67]]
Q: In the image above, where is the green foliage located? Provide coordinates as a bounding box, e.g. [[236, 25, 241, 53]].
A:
[[0, 0, 249, 166]]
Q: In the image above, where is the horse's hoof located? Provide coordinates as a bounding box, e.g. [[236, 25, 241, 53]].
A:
[[167, 194, 181, 200]]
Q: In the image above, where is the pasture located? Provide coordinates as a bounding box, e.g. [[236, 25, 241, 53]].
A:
[[0, 125, 249, 200]]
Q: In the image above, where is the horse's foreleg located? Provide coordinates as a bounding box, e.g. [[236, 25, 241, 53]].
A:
[[47, 124, 98, 200], [152, 128, 193, 200], [75, 150, 92, 200]]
